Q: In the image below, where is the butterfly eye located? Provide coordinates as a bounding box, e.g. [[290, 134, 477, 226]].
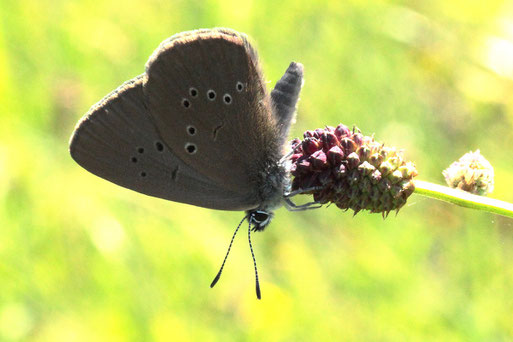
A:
[[249, 210, 272, 232], [207, 90, 216, 100], [252, 211, 269, 223]]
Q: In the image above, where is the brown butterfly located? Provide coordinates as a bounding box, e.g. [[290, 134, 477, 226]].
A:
[[69, 28, 305, 299]]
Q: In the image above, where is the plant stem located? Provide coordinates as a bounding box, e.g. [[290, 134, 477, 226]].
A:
[[413, 180, 513, 219]]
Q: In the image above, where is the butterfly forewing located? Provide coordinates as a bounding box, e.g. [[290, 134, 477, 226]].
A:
[[143, 29, 282, 195]]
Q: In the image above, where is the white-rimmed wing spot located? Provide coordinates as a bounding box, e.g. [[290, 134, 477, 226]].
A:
[[185, 143, 197, 154]]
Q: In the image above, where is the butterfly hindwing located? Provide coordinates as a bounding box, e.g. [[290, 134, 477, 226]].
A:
[[70, 75, 259, 210]]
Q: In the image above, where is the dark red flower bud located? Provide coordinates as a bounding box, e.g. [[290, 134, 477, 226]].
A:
[[335, 124, 351, 139], [358, 161, 376, 176], [322, 132, 339, 149], [327, 146, 344, 165], [312, 133, 320, 139], [314, 129, 324, 138], [346, 152, 360, 169], [302, 137, 321, 155], [353, 132, 364, 146], [304, 130, 315, 138], [291, 137, 301, 146], [340, 137, 357, 154], [369, 153, 383, 168], [358, 146, 371, 161], [310, 150, 328, 170]]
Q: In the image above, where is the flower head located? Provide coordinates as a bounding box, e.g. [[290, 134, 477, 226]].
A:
[[443, 150, 494, 196], [289, 124, 418, 216]]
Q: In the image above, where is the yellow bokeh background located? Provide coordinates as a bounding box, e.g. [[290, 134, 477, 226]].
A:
[[1, 0, 513, 340]]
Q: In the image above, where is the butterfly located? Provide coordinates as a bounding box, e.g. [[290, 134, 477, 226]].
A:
[[69, 28, 305, 299]]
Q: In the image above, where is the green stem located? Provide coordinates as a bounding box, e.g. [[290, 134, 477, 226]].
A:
[[413, 180, 513, 219]]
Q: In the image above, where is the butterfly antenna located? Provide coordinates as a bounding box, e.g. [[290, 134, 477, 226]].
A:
[[248, 219, 262, 300], [210, 214, 247, 288]]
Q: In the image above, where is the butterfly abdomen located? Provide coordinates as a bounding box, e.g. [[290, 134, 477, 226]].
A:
[[270, 62, 304, 141]]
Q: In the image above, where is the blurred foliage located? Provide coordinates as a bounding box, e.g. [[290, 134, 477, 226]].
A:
[[1, 0, 513, 341]]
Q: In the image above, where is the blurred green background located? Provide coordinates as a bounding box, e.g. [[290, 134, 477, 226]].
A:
[[1, 0, 513, 341]]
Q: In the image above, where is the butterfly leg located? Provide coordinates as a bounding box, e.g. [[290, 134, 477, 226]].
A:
[[283, 186, 324, 211], [283, 197, 322, 211], [284, 186, 323, 197]]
